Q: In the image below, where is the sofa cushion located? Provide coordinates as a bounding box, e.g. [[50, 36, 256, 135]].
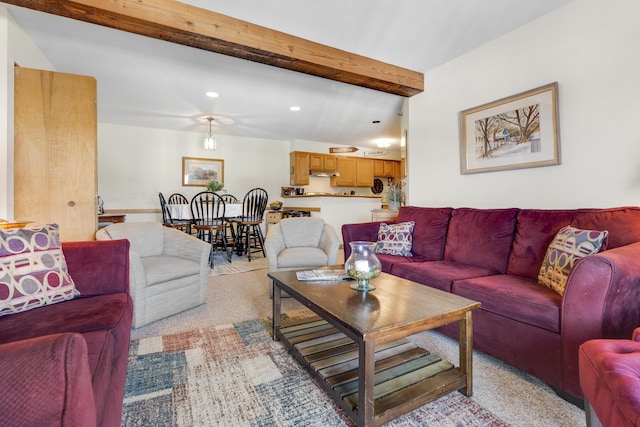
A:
[[391, 260, 497, 293], [0, 224, 77, 317], [374, 253, 432, 274], [538, 225, 608, 296], [452, 275, 562, 333], [0, 293, 130, 345], [573, 207, 640, 249], [507, 209, 577, 280], [444, 208, 518, 273], [396, 206, 452, 260], [280, 217, 324, 248], [375, 221, 414, 256]]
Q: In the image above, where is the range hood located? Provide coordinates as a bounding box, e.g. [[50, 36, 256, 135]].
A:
[[310, 170, 340, 177]]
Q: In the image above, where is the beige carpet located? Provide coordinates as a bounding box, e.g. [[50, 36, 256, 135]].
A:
[[131, 256, 585, 426]]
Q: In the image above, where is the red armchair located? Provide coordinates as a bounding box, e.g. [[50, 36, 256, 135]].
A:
[[580, 327, 640, 426]]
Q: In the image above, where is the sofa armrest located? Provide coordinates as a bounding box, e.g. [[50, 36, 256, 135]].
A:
[[62, 239, 130, 297], [0, 333, 97, 427], [162, 226, 210, 263], [561, 241, 640, 396], [265, 224, 286, 272], [341, 222, 381, 259], [319, 224, 340, 265]]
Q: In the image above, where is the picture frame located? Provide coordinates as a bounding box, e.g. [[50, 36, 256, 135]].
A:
[[182, 157, 224, 186], [459, 82, 560, 174]]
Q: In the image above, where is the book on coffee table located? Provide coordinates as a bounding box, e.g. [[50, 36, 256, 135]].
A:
[[296, 269, 350, 281]]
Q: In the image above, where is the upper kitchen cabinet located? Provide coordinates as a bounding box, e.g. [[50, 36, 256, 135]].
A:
[[331, 157, 373, 187], [373, 159, 401, 178], [309, 153, 337, 171], [290, 151, 310, 185], [356, 158, 374, 187], [331, 157, 356, 186]]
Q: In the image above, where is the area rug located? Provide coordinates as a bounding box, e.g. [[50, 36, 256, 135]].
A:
[[209, 253, 268, 276], [122, 317, 508, 426]]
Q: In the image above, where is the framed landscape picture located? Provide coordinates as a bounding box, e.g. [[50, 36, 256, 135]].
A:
[[459, 82, 560, 174], [182, 157, 224, 186]]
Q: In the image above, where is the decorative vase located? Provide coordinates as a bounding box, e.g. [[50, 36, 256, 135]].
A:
[[344, 241, 382, 291], [389, 200, 401, 210]]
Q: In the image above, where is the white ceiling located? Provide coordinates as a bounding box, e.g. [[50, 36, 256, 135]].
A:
[[6, 0, 573, 151]]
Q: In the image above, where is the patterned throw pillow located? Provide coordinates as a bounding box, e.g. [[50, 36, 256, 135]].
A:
[[375, 221, 415, 256], [538, 225, 608, 296], [0, 223, 77, 317]]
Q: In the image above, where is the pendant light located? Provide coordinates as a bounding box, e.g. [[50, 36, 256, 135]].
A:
[[204, 117, 216, 150]]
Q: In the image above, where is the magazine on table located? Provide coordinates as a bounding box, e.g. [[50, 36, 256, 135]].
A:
[[296, 269, 351, 281]]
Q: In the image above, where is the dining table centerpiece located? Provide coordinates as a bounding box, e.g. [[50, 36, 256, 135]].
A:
[[206, 179, 225, 192]]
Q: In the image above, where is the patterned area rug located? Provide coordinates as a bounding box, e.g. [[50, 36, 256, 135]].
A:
[[122, 318, 508, 426], [209, 253, 268, 276]]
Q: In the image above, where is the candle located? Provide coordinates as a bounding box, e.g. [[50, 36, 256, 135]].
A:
[[354, 260, 370, 272]]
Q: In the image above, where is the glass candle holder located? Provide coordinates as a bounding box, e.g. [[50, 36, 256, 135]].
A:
[[344, 241, 381, 291]]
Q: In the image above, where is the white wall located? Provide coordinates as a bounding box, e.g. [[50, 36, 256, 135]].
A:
[[98, 123, 291, 222], [0, 6, 53, 219], [408, 0, 640, 209]]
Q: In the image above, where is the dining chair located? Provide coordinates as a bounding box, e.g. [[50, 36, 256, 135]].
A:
[[168, 193, 189, 205], [190, 191, 231, 266], [159, 192, 191, 234], [230, 188, 268, 261], [219, 193, 239, 246]]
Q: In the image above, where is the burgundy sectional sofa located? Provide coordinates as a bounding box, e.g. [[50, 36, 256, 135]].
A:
[[342, 206, 640, 401], [0, 239, 133, 427]]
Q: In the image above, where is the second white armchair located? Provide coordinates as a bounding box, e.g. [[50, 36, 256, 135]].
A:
[[264, 217, 340, 297]]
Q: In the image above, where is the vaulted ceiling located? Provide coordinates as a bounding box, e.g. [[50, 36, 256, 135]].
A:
[[4, 0, 574, 150]]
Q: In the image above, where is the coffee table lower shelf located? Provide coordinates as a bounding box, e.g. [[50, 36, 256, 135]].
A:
[[277, 316, 467, 426]]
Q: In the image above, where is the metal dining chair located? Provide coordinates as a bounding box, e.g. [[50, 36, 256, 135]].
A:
[[159, 192, 191, 234], [190, 191, 231, 266], [230, 188, 268, 261]]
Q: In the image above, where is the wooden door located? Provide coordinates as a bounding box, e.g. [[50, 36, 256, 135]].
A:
[[14, 66, 97, 241]]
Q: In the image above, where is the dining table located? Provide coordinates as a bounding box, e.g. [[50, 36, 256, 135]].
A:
[[167, 203, 243, 221]]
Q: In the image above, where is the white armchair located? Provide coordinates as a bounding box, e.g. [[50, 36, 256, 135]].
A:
[[96, 222, 210, 328], [265, 217, 340, 297]]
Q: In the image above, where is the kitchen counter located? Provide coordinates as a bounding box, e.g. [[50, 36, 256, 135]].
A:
[[284, 193, 381, 199], [280, 195, 381, 243]]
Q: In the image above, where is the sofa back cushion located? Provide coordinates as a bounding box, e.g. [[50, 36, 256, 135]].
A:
[[99, 222, 163, 257], [444, 208, 518, 273], [573, 207, 640, 249], [395, 206, 452, 260], [507, 209, 577, 279]]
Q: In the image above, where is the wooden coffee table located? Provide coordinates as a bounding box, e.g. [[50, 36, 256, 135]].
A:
[[269, 268, 481, 427]]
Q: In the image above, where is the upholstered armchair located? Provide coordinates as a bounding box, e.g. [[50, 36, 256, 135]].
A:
[[96, 222, 210, 328], [265, 217, 340, 297]]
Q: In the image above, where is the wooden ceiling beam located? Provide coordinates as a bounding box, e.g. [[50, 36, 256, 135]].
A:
[[3, 0, 424, 97]]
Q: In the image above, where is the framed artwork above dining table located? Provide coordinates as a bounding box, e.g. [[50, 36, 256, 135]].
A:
[[182, 157, 224, 186]]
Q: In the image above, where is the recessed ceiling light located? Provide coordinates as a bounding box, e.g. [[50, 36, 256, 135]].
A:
[[206, 91, 219, 98], [290, 106, 301, 111]]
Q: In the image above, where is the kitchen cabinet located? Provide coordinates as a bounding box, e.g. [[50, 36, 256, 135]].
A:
[[290, 151, 310, 185], [355, 158, 374, 187], [14, 66, 97, 240], [393, 161, 402, 180], [309, 153, 337, 171], [373, 160, 385, 176], [331, 157, 356, 186], [373, 159, 400, 178]]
